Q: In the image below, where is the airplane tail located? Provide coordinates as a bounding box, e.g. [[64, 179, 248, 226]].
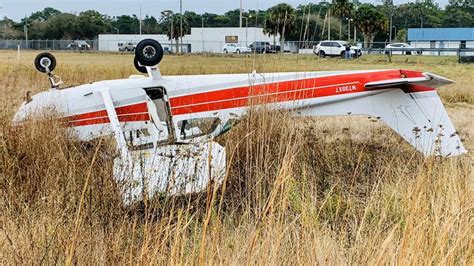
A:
[[300, 71, 466, 157]]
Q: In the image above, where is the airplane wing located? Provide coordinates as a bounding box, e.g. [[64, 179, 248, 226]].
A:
[[298, 72, 466, 157]]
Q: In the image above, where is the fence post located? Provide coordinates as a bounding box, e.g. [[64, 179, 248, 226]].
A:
[[458, 43, 461, 63], [17, 44, 21, 60]]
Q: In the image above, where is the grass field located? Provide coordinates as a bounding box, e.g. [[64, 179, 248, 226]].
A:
[[1, 51, 473, 264]]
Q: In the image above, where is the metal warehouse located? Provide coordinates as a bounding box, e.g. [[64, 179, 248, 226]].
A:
[[408, 28, 474, 56]]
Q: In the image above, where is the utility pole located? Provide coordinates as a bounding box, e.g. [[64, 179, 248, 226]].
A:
[[354, 25, 356, 44], [180, 0, 183, 53], [389, 13, 393, 42], [255, 0, 259, 44], [244, 16, 248, 46], [139, 4, 142, 35], [201, 17, 205, 52], [347, 18, 353, 43], [328, 9, 331, 40], [384, 0, 394, 43], [239, 0, 243, 28]]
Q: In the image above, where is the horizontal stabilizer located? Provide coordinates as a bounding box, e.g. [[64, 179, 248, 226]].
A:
[[365, 72, 454, 89]]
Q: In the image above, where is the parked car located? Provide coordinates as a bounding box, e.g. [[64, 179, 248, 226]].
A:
[[271, 44, 282, 53], [163, 46, 173, 54], [66, 41, 91, 50], [222, 43, 251, 53], [384, 43, 421, 55], [248, 42, 273, 53], [314, 41, 362, 58], [118, 42, 136, 52]]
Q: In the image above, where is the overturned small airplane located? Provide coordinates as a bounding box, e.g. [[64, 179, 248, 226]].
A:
[[14, 39, 466, 201]]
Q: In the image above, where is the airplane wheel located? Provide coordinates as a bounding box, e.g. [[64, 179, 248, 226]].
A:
[[135, 39, 164, 66], [134, 56, 148, 73], [34, 52, 56, 73]]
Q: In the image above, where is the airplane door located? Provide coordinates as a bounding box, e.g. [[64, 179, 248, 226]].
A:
[[143, 87, 175, 145], [122, 86, 175, 149]]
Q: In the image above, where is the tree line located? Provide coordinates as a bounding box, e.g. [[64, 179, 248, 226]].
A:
[[1, 0, 473, 47]]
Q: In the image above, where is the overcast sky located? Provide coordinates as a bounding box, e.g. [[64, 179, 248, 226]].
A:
[[3, 0, 449, 21]]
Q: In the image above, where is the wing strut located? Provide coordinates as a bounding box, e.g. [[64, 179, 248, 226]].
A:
[[98, 87, 132, 165]]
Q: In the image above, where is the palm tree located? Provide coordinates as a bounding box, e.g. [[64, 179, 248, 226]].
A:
[[354, 4, 387, 48], [162, 13, 189, 53], [265, 3, 296, 53], [332, 0, 353, 40]]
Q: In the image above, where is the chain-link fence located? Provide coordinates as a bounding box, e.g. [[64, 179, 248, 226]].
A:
[[0, 39, 99, 50], [2, 39, 473, 57]]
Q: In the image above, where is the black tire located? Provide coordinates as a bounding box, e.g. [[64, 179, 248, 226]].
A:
[[224, 49, 228, 54], [135, 39, 164, 66], [319, 51, 325, 58], [34, 52, 56, 73], [134, 56, 148, 74], [341, 51, 346, 58], [236, 49, 240, 53], [406, 51, 412, 55]]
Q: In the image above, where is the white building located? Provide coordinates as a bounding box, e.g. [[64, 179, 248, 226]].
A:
[[99, 27, 275, 53]]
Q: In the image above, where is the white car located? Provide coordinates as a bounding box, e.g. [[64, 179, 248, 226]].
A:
[[222, 43, 251, 54], [314, 40, 362, 58], [385, 43, 421, 55]]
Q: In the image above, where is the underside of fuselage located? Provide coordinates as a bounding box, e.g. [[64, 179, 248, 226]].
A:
[[13, 49, 467, 202]]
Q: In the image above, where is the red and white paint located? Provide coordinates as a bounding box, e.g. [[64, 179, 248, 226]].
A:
[[13, 68, 466, 201]]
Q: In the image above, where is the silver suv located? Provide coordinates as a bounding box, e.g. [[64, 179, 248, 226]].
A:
[[118, 42, 136, 52], [314, 41, 362, 58]]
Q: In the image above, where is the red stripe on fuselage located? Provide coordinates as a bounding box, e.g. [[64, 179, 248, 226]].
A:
[[65, 102, 150, 127], [169, 70, 409, 115], [67, 113, 150, 127], [64, 70, 429, 126]]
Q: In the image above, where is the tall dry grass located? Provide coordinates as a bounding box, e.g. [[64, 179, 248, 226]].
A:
[[0, 51, 473, 264]]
